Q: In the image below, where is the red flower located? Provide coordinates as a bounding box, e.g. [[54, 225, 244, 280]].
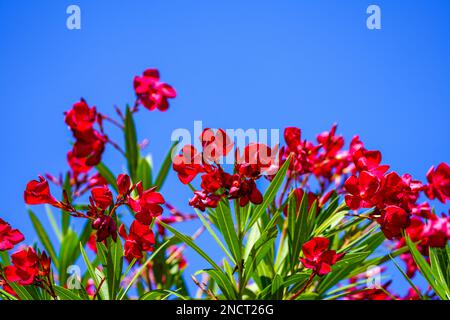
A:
[[173, 145, 206, 184], [377, 205, 411, 240], [71, 129, 106, 167], [117, 174, 131, 196], [236, 143, 279, 178], [228, 176, 263, 207], [92, 215, 117, 242], [189, 190, 221, 211], [421, 216, 450, 247], [134, 69, 176, 111], [316, 124, 344, 156], [64, 99, 97, 132], [300, 237, 344, 276], [90, 185, 113, 210], [0, 219, 24, 251], [425, 162, 450, 203], [281, 127, 318, 178], [119, 220, 155, 261], [284, 127, 302, 151], [344, 171, 380, 209], [87, 234, 98, 253], [24, 176, 61, 208], [3, 247, 50, 286], [128, 186, 165, 225], [201, 128, 233, 162]]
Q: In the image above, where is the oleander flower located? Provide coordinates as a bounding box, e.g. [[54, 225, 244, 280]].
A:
[[0, 219, 24, 251], [344, 171, 380, 210], [3, 247, 50, 286], [119, 220, 155, 261], [64, 99, 97, 132], [24, 176, 61, 208], [128, 185, 166, 225], [300, 237, 344, 276], [377, 205, 411, 240], [92, 215, 117, 242], [90, 185, 113, 210], [425, 162, 450, 203], [117, 174, 131, 196], [134, 68, 176, 111]]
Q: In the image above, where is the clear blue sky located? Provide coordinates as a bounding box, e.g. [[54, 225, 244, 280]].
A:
[[1, 0, 449, 297]]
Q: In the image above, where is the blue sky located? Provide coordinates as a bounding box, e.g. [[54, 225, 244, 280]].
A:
[[1, 0, 449, 297]]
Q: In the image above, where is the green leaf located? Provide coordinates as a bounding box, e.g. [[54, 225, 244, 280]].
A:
[[195, 269, 238, 300], [405, 235, 447, 299], [429, 247, 450, 298], [158, 221, 222, 272], [390, 255, 423, 299], [214, 199, 241, 262], [194, 208, 235, 263], [28, 209, 58, 269], [246, 156, 290, 231], [7, 282, 37, 300], [137, 156, 153, 190], [0, 288, 17, 300], [154, 140, 179, 190], [61, 173, 72, 235], [118, 239, 171, 300], [139, 289, 188, 300], [80, 243, 109, 300], [45, 205, 62, 241], [106, 237, 124, 299], [124, 106, 139, 181], [54, 286, 83, 300], [96, 163, 119, 192], [58, 229, 79, 285]]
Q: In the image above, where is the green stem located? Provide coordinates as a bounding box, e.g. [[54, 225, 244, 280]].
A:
[[234, 200, 244, 299]]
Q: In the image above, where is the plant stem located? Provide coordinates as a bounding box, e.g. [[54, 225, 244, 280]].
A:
[[234, 200, 244, 298], [289, 272, 315, 300]]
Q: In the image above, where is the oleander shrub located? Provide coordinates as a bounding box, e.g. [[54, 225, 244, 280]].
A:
[[1, 68, 449, 300]]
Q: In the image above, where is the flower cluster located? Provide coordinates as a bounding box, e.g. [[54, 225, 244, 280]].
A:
[[134, 69, 177, 112], [24, 172, 165, 255], [65, 99, 107, 178], [300, 237, 344, 276], [0, 218, 54, 297], [173, 129, 279, 211], [280, 125, 353, 191]]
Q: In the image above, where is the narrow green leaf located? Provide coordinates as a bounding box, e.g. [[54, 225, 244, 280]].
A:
[[80, 243, 109, 300], [154, 140, 179, 190], [118, 239, 171, 300], [96, 163, 119, 192], [390, 255, 423, 299], [28, 209, 58, 269], [214, 199, 241, 262], [405, 235, 447, 299], [140, 289, 188, 300], [246, 156, 290, 231], [194, 209, 235, 263], [124, 106, 139, 181], [54, 286, 83, 300], [45, 205, 62, 241], [137, 156, 153, 190], [158, 221, 222, 272]]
